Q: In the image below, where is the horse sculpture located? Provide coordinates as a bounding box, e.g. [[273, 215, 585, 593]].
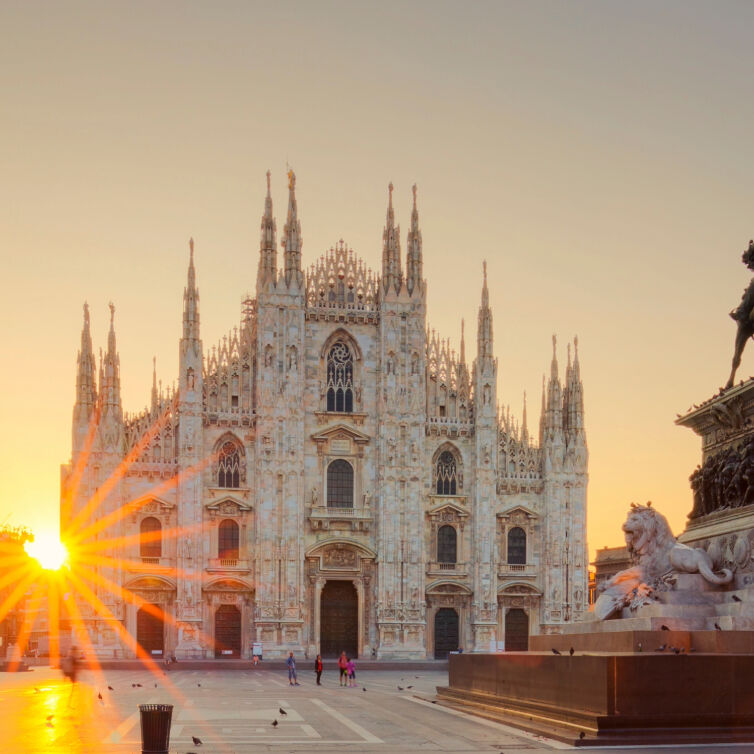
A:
[[726, 240, 754, 389]]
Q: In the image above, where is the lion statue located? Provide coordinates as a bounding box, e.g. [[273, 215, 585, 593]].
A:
[[594, 502, 733, 620]]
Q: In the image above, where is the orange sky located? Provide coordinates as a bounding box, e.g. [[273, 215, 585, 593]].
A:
[[1, 1, 754, 559]]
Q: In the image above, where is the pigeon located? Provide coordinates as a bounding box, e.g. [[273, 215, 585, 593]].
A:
[[397, 686, 404, 690], [271, 719, 278, 727], [407, 685, 413, 689], [661, 625, 670, 631], [97, 692, 103, 700], [135, 683, 142, 688], [197, 683, 202, 687], [154, 683, 157, 688], [107, 685, 114, 691], [279, 707, 287, 716], [637, 642, 643, 652], [671, 647, 681, 655], [551, 648, 561, 655], [569, 647, 575, 656], [579, 731, 586, 740], [46, 715, 54, 721], [192, 735, 203, 745], [715, 623, 722, 631], [131, 684, 136, 688], [415, 676, 419, 679], [655, 644, 667, 652], [733, 595, 743, 602], [46, 721, 54, 729], [363, 688, 366, 692]]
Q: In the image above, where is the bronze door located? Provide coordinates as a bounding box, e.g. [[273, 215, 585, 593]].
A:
[[434, 608, 459, 659], [320, 580, 358, 658], [136, 605, 164, 656], [214, 604, 242, 658], [504, 608, 529, 651]]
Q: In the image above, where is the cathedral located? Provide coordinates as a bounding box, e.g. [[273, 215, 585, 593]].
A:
[[61, 172, 588, 660]]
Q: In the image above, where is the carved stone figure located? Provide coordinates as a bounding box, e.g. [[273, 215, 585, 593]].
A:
[[594, 503, 733, 620], [726, 240, 754, 389]]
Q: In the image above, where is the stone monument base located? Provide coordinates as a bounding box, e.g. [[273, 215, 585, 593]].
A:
[[437, 652, 754, 745]]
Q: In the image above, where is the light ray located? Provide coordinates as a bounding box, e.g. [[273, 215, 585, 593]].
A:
[[65, 403, 175, 538]]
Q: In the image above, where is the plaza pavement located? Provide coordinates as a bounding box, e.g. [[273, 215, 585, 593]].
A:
[[2, 664, 754, 753]]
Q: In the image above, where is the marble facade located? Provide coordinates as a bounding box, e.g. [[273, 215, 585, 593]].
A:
[[60, 174, 588, 659]]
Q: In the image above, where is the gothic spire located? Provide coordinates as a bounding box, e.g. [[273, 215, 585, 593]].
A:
[[74, 302, 97, 422], [521, 391, 529, 445], [405, 183, 423, 296], [565, 336, 585, 446], [460, 318, 466, 365], [183, 238, 200, 341], [282, 169, 303, 288], [100, 302, 122, 419], [544, 334, 564, 445], [151, 356, 158, 415], [477, 261, 494, 362], [258, 170, 277, 287], [381, 182, 402, 295], [539, 374, 546, 446]]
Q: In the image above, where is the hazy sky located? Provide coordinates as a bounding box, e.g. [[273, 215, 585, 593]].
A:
[[1, 1, 754, 557]]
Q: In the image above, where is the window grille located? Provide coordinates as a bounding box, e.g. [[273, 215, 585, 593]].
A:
[[507, 526, 526, 565], [326, 342, 354, 412], [435, 451, 458, 495], [140, 517, 162, 559], [218, 441, 241, 488], [327, 459, 354, 508], [437, 525, 457, 564], [218, 519, 239, 560]]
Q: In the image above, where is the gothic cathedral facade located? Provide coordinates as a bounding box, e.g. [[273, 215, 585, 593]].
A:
[[61, 173, 588, 660]]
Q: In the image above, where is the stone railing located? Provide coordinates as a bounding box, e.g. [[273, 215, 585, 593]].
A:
[[426, 561, 468, 576]]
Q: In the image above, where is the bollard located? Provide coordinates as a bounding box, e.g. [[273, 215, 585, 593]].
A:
[[138, 703, 173, 754]]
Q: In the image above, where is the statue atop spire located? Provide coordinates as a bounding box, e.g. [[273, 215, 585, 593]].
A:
[[258, 170, 277, 287], [282, 169, 303, 288], [406, 183, 423, 297], [382, 182, 402, 296]]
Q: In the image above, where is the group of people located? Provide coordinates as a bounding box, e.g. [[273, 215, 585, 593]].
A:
[[285, 650, 357, 687]]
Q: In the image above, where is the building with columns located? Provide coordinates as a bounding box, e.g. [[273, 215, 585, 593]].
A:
[[61, 173, 588, 660]]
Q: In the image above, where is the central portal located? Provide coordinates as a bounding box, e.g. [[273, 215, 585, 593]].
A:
[[320, 580, 358, 658]]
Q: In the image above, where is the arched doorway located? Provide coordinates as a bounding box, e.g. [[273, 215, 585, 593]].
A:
[[214, 604, 242, 658], [320, 581, 357, 658], [504, 608, 529, 651], [136, 605, 164, 656], [434, 608, 459, 659]]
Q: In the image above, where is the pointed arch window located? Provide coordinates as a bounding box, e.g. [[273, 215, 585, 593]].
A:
[[326, 342, 354, 413], [218, 519, 239, 560], [140, 517, 162, 559], [435, 451, 458, 495], [507, 527, 526, 565], [327, 459, 354, 508], [218, 441, 241, 488], [437, 525, 457, 564]]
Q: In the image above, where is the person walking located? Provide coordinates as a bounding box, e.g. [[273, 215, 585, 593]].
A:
[[287, 651, 300, 686], [61, 645, 80, 705], [314, 654, 323, 685], [337, 650, 348, 687], [346, 656, 356, 687]]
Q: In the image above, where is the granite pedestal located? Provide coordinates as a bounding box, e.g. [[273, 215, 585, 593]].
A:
[[437, 651, 754, 745]]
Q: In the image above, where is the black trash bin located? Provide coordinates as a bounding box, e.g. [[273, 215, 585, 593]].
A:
[[139, 703, 173, 754]]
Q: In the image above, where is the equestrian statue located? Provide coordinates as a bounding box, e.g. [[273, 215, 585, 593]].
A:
[[726, 239, 754, 390]]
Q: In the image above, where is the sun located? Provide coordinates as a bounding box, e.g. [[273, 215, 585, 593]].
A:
[[24, 533, 69, 571]]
